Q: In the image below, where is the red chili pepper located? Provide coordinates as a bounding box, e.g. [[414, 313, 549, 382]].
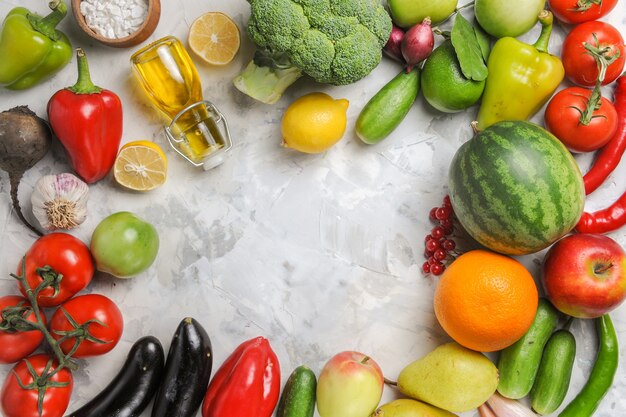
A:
[[202, 336, 281, 417], [583, 75, 626, 195], [576, 192, 626, 233], [47, 48, 122, 184]]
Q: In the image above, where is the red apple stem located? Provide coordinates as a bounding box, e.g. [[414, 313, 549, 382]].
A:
[[384, 377, 398, 386], [594, 263, 613, 274], [360, 356, 371, 365]]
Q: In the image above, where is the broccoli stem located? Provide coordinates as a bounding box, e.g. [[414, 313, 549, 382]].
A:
[[233, 59, 302, 104]]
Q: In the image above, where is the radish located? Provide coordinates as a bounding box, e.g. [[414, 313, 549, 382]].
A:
[[401, 18, 434, 72]]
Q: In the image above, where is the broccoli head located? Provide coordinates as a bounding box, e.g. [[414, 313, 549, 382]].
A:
[[233, 0, 392, 104]]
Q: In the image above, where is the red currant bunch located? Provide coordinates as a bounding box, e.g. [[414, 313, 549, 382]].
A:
[[422, 195, 457, 276]]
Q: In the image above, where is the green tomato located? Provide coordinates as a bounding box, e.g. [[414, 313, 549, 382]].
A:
[[475, 0, 544, 38], [90, 211, 159, 278], [388, 0, 458, 27]]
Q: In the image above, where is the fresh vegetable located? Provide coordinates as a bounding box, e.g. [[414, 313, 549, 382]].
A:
[[384, 24, 405, 62], [31, 173, 89, 230], [561, 21, 625, 87], [202, 336, 280, 417], [450, 14, 488, 82], [583, 76, 626, 194], [475, 11, 564, 130], [474, 0, 545, 38], [316, 351, 383, 417], [559, 315, 618, 417], [90, 211, 159, 278], [0, 354, 73, 417], [276, 365, 317, 417], [401, 18, 433, 72], [497, 299, 560, 399], [0, 296, 45, 364], [545, 87, 618, 153], [548, 0, 618, 24], [0, 106, 51, 236], [421, 40, 485, 113], [486, 392, 538, 417], [47, 48, 123, 184], [153, 318, 213, 417], [448, 121, 585, 255], [49, 294, 124, 358], [232, 0, 391, 104], [66, 336, 165, 417], [0, 0, 72, 90], [16, 233, 94, 308], [356, 68, 420, 144], [530, 329, 576, 415], [577, 192, 626, 233], [387, 0, 458, 27]]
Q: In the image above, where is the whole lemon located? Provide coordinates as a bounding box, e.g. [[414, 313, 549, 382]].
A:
[[281, 92, 349, 153]]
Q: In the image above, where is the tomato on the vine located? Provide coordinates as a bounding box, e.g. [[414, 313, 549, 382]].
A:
[[549, 0, 618, 24], [0, 354, 73, 417], [17, 233, 95, 308], [0, 296, 46, 364], [545, 87, 618, 152], [562, 21, 625, 87], [49, 294, 123, 358]]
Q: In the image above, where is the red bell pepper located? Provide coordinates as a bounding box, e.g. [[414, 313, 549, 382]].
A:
[[47, 48, 122, 184], [202, 336, 281, 417]]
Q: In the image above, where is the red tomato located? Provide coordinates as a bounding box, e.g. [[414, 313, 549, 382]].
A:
[[49, 294, 123, 358], [545, 87, 618, 152], [0, 354, 73, 417], [17, 233, 95, 307], [562, 21, 625, 87], [0, 296, 46, 364], [549, 0, 618, 24]]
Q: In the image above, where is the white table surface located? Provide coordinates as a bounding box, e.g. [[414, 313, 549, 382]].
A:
[[0, 1, 625, 416]]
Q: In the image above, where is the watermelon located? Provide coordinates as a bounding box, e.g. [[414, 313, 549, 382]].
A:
[[448, 121, 585, 255]]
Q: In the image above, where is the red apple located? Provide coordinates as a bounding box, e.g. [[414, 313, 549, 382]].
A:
[[542, 233, 626, 318], [316, 351, 384, 417]]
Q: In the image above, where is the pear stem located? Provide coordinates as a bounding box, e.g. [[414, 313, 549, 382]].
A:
[[384, 377, 398, 386]]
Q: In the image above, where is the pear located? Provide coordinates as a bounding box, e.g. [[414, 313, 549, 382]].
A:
[[372, 399, 457, 417], [397, 342, 498, 412]]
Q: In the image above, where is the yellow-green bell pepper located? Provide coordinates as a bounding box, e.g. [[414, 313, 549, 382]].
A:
[[0, 0, 72, 90], [476, 11, 564, 130]]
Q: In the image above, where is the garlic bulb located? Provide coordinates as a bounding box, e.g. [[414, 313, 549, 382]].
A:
[[31, 173, 89, 230]]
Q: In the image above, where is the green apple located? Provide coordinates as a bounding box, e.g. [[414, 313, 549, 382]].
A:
[[90, 211, 159, 278], [475, 0, 545, 38], [316, 351, 384, 417], [388, 0, 458, 27]]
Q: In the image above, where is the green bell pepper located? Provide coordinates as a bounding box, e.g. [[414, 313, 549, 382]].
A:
[[0, 0, 72, 90], [476, 11, 564, 130]]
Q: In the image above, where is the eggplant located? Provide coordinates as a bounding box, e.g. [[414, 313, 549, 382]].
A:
[[67, 336, 165, 417], [151, 317, 213, 417]]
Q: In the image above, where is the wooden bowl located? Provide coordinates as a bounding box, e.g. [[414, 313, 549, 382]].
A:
[[71, 0, 161, 48]]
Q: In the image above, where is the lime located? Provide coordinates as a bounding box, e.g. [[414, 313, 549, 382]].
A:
[[421, 41, 486, 113]]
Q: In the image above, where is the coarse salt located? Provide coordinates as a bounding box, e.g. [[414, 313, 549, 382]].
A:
[[80, 0, 148, 39]]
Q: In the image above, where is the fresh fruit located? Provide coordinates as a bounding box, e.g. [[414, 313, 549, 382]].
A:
[[90, 211, 159, 278], [316, 351, 383, 417], [434, 250, 538, 352], [421, 41, 485, 113], [541, 233, 626, 318], [497, 298, 560, 399], [113, 140, 168, 191], [188, 12, 240, 65], [423, 195, 457, 276], [281, 92, 349, 154], [397, 342, 499, 412], [530, 329, 576, 415], [387, 0, 458, 27], [474, 0, 545, 38], [372, 398, 456, 417], [356, 69, 420, 145], [448, 120, 585, 255]]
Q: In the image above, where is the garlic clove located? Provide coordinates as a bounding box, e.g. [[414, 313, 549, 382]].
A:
[[31, 173, 89, 230]]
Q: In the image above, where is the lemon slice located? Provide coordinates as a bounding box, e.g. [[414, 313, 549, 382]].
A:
[[188, 12, 241, 65], [114, 141, 168, 191]]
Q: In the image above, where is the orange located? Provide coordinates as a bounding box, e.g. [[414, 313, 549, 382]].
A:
[[433, 250, 538, 352], [113, 141, 168, 191], [188, 12, 240, 65]]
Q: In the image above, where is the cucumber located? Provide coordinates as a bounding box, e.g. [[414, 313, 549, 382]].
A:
[[356, 68, 420, 144], [276, 365, 317, 417], [497, 298, 560, 399], [530, 329, 576, 415]]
